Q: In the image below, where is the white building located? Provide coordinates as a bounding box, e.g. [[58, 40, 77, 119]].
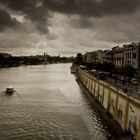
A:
[[123, 43, 140, 69]]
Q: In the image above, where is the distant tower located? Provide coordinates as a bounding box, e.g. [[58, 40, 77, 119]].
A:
[[44, 53, 47, 62]]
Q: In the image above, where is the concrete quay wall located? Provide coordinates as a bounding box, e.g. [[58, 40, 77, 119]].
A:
[[76, 67, 140, 140]]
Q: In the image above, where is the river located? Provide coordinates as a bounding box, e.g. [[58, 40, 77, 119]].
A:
[[0, 63, 117, 140]]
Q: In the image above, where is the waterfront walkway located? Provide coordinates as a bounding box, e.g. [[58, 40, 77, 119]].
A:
[[88, 71, 140, 100], [106, 78, 140, 100]]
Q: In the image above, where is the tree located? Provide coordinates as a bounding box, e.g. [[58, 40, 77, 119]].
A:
[[75, 53, 83, 65], [122, 65, 137, 78], [102, 62, 115, 72], [94, 62, 103, 70], [0, 54, 4, 65]]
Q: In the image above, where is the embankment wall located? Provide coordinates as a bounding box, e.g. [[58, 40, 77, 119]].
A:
[[76, 67, 140, 140]]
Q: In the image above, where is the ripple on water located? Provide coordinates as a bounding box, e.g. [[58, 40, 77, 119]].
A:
[[0, 64, 116, 140]]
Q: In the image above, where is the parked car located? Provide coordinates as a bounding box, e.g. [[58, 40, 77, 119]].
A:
[[130, 78, 139, 85]]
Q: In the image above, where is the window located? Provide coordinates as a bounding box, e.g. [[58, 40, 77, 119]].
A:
[[130, 52, 131, 59], [133, 53, 136, 58], [125, 53, 127, 59]]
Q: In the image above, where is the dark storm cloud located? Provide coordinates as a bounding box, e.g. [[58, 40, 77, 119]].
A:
[[0, 0, 49, 33], [1, 0, 140, 16], [0, 0, 140, 32], [44, 0, 140, 16], [0, 9, 19, 31], [69, 16, 94, 29]]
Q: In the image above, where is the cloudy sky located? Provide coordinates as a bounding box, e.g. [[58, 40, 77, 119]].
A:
[[0, 0, 140, 56]]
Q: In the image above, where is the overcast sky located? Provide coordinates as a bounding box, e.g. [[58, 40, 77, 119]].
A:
[[0, 0, 140, 56]]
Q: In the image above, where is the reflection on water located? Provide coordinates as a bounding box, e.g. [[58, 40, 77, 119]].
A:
[[0, 64, 115, 140]]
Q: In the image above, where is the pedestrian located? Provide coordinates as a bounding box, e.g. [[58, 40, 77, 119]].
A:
[[124, 88, 128, 93]]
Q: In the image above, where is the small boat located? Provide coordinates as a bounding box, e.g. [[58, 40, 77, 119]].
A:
[[5, 87, 14, 94]]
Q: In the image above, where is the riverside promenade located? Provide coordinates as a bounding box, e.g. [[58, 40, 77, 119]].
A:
[[106, 77, 140, 100], [87, 70, 140, 100]]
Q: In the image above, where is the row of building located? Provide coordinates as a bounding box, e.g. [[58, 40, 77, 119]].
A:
[[83, 42, 140, 69]]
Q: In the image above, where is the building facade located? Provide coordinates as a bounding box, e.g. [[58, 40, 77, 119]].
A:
[[83, 52, 94, 63], [123, 43, 140, 69], [112, 46, 124, 67], [82, 42, 140, 69], [83, 50, 105, 63], [103, 50, 114, 63]]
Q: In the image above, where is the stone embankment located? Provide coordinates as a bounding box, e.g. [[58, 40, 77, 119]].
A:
[[72, 65, 140, 140]]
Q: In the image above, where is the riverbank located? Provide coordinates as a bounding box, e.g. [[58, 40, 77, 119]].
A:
[[0, 52, 74, 69], [75, 77, 134, 140], [0, 62, 72, 69], [73, 66, 140, 139]]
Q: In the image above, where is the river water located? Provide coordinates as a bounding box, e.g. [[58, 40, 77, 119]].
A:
[[0, 64, 117, 140]]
